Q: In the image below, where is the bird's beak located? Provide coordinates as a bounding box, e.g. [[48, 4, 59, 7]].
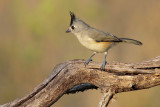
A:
[[66, 28, 71, 33]]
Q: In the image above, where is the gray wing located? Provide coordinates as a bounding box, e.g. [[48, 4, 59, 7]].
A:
[[87, 28, 122, 42]]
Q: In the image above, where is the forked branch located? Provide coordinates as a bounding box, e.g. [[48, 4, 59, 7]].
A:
[[1, 56, 160, 107]]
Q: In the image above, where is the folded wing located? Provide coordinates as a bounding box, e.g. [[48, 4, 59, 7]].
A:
[[88, 28, 122, 42]]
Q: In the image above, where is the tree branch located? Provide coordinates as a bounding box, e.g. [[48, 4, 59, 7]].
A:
[[98, 89, 114, 107], [1, 56, 160, 107]]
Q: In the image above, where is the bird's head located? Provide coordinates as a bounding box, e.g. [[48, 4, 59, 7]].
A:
[[66, 11, 90, 34]]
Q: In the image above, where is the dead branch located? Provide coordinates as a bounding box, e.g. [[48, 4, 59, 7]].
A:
[[1, 56, 160, 107]]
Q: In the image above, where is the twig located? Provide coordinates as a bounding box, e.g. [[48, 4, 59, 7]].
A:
[[99, 89, 114, 107]]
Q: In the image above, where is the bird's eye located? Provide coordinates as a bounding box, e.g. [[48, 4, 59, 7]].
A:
[[71, 26, 75, 29]]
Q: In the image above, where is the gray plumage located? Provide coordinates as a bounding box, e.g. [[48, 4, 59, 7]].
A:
[[66, 11, 142, 70], [86, 28, 122, 42]]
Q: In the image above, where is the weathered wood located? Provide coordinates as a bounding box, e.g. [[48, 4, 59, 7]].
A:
[[1, 56, 160, 107], [98, 89, 114, 107]]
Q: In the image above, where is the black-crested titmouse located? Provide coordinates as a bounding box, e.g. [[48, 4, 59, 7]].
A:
[[66, 11, 142, 70]]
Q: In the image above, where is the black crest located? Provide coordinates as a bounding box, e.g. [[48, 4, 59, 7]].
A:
[[70, 11, 76, 26]]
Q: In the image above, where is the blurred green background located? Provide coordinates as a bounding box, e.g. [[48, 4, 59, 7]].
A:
[[0, 0, 160, 107]]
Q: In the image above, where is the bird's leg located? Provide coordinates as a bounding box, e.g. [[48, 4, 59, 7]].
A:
[[84, 52, 96, 67], [100, 52, 108, 70]]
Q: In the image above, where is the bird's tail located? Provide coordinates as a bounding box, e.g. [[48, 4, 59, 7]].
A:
[[120, 38, 142, 45]]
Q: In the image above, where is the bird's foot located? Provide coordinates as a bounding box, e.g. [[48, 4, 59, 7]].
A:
[[100, 60, 107, 71], [84, 58, 92, 67]]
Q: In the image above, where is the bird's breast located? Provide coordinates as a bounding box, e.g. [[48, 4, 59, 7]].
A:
[[75, 35, 113, 52]]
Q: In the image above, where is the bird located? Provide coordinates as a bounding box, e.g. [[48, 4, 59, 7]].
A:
[[66, 11, 142, 70]]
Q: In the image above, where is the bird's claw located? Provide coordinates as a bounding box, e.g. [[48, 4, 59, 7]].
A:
[[100, 60, 107, 71], [84, 58, 92, 67]]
